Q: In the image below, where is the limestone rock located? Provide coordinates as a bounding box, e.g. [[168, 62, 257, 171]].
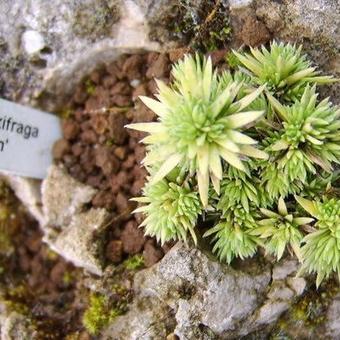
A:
[[40, 164, 112, 275], [1, 173, 44, 225], [255, 0, 340, 103], [0, 0, 159, 110], [326, 293, 340, 338], [41, 164, 97, 228], [0, 310, 37, 340], [103, 244, 306, 339], [46, 208, 110, 276]]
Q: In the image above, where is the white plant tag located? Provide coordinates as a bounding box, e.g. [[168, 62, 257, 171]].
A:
[[0, 98, 61, 179]]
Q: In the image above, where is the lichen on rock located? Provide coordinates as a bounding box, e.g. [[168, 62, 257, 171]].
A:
[[103, 244, 306, 339]]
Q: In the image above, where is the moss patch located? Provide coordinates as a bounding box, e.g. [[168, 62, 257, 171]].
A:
[[82, 284, 132, 335], [149, 0, 231, 52], [270, 279, 340, 338], [71, 0, 120, 39]]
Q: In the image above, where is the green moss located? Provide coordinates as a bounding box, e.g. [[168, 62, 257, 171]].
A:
[[271, 280, 340, 338], [165, 0, 231, 52], [84, 79, 96, 95], [59, 108, 73, 119], [123, 254, 145, 271], [83, 285, 132, 335], [83, 294, 121, 335], [62, 271, 74, 286], [71, 0, 120, 39], [225, 51, 240, 69], [105, 138, 115, 146]]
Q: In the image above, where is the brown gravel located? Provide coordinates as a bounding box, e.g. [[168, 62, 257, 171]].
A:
[[53, 52, 175, 267], [0, 188, 87, 338], [54, 51, 229, 268]]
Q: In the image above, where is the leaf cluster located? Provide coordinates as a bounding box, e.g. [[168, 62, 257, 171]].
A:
[[127, 42, 339, 286]]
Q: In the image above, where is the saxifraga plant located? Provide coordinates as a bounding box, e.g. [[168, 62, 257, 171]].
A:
[[296, 196, 340, 287], [233, 41, 335, 102], [250, 197, 313, 261], [127, 42, 339, 287], [127, 54, 268, 207], [132, 177, 202, 245]]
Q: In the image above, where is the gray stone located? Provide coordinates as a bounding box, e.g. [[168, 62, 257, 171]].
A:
[[41, 164, 97, 228], [254, 301, 289, 326], [22, 30, 45, 55], [326, 293, 340, 338], [40, 165, 111, 275], [134, 0, 206, 46], [272, 259, 299, 280], [1, 173, 44, 225], [229, 0, 253, 10], [0, 0, 159, 110], [103, 243, 306, 339], [46, 208, 110, 276], [0, 310, 37, 340], [287, 277, 306, 296]]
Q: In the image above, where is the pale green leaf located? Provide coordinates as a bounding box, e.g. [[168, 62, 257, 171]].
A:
[[295, 196, 318, 217], [233, 84, 266, 111], [139, 96, 169, 117], [239, 145, 268, 159], [219, 148, 245, 171], [226, 110, 264, 129], [126, 122, 165, 133], [197, 170, 209, 207], [150, 153, 182, 184], [278, 197, 288, 216]]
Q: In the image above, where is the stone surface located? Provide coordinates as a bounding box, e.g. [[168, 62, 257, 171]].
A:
[[46, 208, 110, 276], [22, 30, 45, 55], [40, 164, 112, 275], [326, 293, 340, 338], [1, 173, 44, 225], [41, 164, 97, 228], [134, 0, 204, 45], [103, 244, 306, 339], [0, 0, 159, 110], [0, 309, 37, 340]]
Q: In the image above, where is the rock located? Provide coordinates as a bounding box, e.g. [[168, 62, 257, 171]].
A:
[[46, 208, 110, 276], [229, 1, 271, 47], [326, 293, 340, 338], [229, 0, 253, 10], [41, 164, 97, 228], [1, 173, 44, 225], [21, 30, 45, 55], [103, 243, 306, 339], [0, 0, 159, 110], [143, 240, 164, 267], [62, 120, 80, 140], [40, 165, 112, 274], [0, 310, 37, 340], [52, 139, 70, 159], [255, 0, 340, 103], [106, 240, 123, 264], [135, 0, 205, 45], [287, 277, 306, 296], [272, 259, 299, 280], [146, 53, 169, 79]]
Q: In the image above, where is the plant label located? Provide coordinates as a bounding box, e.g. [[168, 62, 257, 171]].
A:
[[0, 98, 61, 179]]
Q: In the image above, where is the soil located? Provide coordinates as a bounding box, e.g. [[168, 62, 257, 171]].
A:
[[0, 182, 90, 339], [53, 50, 230, 268], [53, 51, 198, 269]]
